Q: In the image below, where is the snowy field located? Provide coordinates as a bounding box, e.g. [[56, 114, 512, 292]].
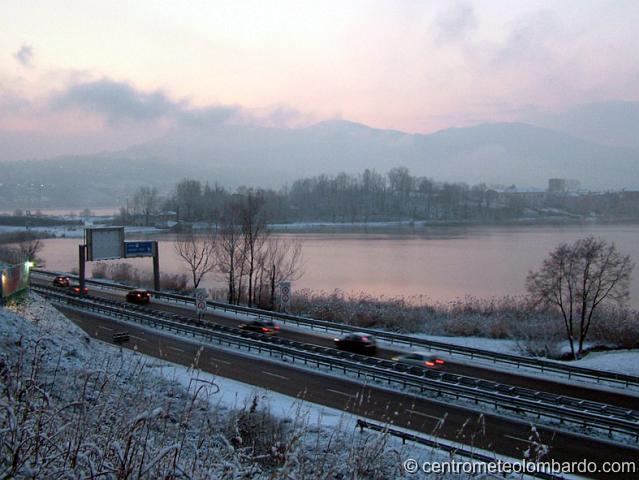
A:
[[3, 294, 529, 479]]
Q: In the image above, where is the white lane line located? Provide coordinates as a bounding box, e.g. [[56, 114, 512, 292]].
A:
[[327, 388, 355, 398], [261, 371, 289, 380], [98, 326, 113, 331], [214, 359, 231, 365], [129, 335, 146, 342], [504, 434, 530, 443], [168, 346, 185, 353], [406, 409, 443, 421]]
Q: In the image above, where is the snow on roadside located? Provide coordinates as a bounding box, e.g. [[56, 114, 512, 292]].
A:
[[569, 350, 639, 377], [2, 294, 485, 479]]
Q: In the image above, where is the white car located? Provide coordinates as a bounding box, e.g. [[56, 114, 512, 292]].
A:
[[392, 352, 446, 368]]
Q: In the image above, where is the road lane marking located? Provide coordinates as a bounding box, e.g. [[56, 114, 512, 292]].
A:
[[169, 346, 185, 353], [262, 371, 289, 380], [406, 409, 443, 421], [213, 359, 231, 365], [98, 326, 113, 331], [504, 434, 530, 443], [129, 335, 146, 342], [327, 388, 355, 398]]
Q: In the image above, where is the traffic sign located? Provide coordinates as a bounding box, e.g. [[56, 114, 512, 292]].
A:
[[279, 282, 291, 310], [125, 241, 154, 258], [195, 288, 207, 315]]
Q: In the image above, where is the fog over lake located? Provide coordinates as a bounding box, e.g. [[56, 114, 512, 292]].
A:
[[38, 224, 639, 308]]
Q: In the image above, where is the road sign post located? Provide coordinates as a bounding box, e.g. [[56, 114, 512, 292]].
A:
[[279, 282, 291, 312], [195, 288, 207, 318], [152, 241, 160, 291]]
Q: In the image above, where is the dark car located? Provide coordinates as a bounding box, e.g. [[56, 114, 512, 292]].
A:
[[68, 283, 88, 295], [392, 352, 446, 368], [52, 276, 71, 288], [334, 333, 377, 354], [126, 289, 151, 304], [240, 319, 281, 334]]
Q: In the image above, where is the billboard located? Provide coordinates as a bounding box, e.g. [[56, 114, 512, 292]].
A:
[[85, 227, 125, 261]]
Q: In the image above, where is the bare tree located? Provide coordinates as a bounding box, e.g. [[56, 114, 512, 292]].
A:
[[216, 204, 246, 304], [240, 192, 268, 307], [261, 237, 304, 310], [526, 236, 634, 359], [173, 232, 217, 289], [0, 232, 43, 265], [133, 186, 159, 226]]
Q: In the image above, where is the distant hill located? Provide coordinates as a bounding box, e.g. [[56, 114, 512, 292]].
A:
[[2, 120, 638, 208], [122, 120, 639, 189]]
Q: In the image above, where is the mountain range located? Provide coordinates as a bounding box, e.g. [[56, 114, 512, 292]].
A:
[[2, 120, 638, 208]]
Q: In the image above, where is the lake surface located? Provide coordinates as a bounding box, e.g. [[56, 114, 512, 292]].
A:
[[38, 224, 639, 308]]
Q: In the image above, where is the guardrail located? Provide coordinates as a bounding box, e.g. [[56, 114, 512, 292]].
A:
[[33, 284, 639, 441], [32, 269, 639, 389], [356, 419, 563, 480]]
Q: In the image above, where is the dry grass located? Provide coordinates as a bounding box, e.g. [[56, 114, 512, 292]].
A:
[[91, 262, 189, 292], [290, 289, 639, 357]]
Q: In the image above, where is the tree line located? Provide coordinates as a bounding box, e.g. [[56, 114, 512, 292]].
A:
[[117, 168, 533, 226]]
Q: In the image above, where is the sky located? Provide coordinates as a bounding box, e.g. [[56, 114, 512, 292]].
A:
[[2, 0, 639, 159]]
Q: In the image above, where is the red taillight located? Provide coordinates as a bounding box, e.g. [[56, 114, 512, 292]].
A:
[[361, 337, 369, 342], [435, 359, 445, 365], [425, 361, 435, 367], [274, 325, 281, 330], [261, 327, 270, 333]]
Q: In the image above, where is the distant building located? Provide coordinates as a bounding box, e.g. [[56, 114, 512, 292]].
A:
[[548, 178, 581, 193], [548, 178, 567, 193]]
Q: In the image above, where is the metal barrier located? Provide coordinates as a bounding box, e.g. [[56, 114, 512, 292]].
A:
[[356, 419, 563, 480], [33, 284, 639, 441], [31, 268, 639, 389]]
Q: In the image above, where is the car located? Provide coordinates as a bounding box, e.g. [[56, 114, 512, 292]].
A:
[[392, 352, 446, 368], [126, 289, 151, 304], [52, 276, 71, 288], [334, 333, 377, 354], [68, 283, 88, 295], [240, 319, 281, 334]]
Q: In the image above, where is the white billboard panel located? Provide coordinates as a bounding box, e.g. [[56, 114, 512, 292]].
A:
[[86, 227, 124, 261]]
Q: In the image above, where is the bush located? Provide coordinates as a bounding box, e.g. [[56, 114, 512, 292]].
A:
[[90, 262, 188, 292]]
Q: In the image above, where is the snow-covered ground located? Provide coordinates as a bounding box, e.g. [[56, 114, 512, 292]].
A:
[[5, 294, 527, 479], [410, 333, 639, 377], [0, 225, 162, 238]]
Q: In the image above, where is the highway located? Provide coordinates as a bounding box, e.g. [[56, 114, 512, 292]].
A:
[[41, 277, 638, 411], [59, 305, 639, 479]]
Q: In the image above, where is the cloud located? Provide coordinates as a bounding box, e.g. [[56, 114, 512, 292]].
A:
[[492, 10, 558, 66], [0, 91, 30, 116], [50, 79, 181, 123], [13, 45, 33, 68], [432, 2, 477, 44], [13, 45, 34, 68], [49, 78, 241, 127]]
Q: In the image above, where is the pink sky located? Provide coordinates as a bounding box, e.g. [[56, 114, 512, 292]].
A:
[[2, 0, 639, 158]]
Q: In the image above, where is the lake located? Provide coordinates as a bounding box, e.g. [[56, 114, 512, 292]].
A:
[[37, 224, 639, 308]]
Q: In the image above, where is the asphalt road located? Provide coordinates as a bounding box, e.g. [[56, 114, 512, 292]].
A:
[[59, 306, 639, 479], [49, 279, 639, 411]]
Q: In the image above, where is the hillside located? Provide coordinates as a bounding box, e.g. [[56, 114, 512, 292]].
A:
[[2, 120, 638, 207]]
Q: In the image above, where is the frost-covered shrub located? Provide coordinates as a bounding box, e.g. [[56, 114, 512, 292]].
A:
[[1, 294, 416, 479], [89, 262, 188, 292], [589, 305, 639, 349]]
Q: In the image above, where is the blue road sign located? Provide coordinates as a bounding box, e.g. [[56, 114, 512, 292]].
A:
[[125, 241, 154, 258]]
